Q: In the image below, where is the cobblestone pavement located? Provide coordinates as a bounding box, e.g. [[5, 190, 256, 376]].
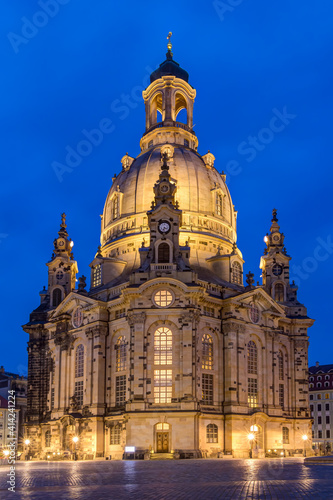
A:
[[1, 458, 333, 500]]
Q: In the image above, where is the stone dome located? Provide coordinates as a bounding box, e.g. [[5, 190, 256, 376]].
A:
[[101, 146, 238, 260]]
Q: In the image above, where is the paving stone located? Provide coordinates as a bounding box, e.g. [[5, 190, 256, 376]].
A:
[[0, 458, 333, 500]]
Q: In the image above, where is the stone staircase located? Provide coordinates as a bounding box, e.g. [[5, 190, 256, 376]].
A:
[[150, 453, 174, 460]]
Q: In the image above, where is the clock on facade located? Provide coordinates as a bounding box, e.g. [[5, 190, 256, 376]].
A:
[[272, 233, 280, 243], [272, 264, 283, 276], [160, 184, 169, 193], [158, 221, 171, 234]]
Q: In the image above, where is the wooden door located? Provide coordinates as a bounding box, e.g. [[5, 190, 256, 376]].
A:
[[156, 432, 169, 452]]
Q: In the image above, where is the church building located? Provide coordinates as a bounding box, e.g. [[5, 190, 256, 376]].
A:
[[23, 41, 313, 459]]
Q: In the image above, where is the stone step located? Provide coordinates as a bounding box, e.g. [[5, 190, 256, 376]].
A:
[[150, 453, 174, 460]]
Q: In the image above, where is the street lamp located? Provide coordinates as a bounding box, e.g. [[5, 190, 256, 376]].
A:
[[3, 450, 9, 458], [24, 439, 31, 461], [302, 435, 308, 457], [248, 433, 255, 458], [72, 436, 79, 461]]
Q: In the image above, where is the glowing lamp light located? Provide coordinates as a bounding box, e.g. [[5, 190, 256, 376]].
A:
[[302, 435, 308, 441], [3, 450, 9, 456], [25, 439, 30, 445], [268, 449, 271, 453], [248, 434, 255, 441], [70, 241, 74, 248], [264, 236, 269, 243], [72, 436, 79, 443], [57, 452, 60, 455], [250, 425, 258, 432], [280, 452, 284, 456], [47, 455, 50, 459]]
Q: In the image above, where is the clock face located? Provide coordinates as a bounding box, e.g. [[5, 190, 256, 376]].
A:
[[158, 221, 171, 234], [58, 239, 65, 247], [272, 233, 280, 243], [160, 184, 169, 193], [272, 264, 283, 276]]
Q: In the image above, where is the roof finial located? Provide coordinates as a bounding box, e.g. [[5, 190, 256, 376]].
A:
[[166, 32, 173, 60], [272, 208, 278, 222], [58, 212, 68, 237]]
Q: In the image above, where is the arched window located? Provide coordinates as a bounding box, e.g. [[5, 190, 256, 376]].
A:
[[116, 336, 127, 372], [325, 381, 329, 387], [202, 334, 213, 370], [206, 424, 218, 443], [52, 288, 62, 307], [112, 195, 119, 220], [231, 262, 242, 284], [247, 341, 257, 375], [158, 243, 170, 263], [317, 382, 322, 388], [282, 427, 289, 444], [75, 344, 84, 378], [278, 351, 284, 380], [309, 377, 314, 382], [216, 193, 223, 216], [45, 429, 51, 447], [154, 327, 172, 365], [92, 264, 102, 288], [110, 423, 121, 445], [275, 283, 284, 302], [175, 92, 188, 124]]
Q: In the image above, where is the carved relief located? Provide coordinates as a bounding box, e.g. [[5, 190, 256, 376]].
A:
[[223, 322, 245, 334], [127, 312, 146, 326]]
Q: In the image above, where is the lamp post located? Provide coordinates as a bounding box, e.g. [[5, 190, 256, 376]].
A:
[[3, 450, 9, 459], [72, 436, 79, 461], [248, 433, 255, 458], [24, 439, 31, 461], [302, 435, 308, 457]]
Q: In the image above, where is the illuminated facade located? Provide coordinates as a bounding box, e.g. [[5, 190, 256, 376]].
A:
[[23, 43, 314, 459]]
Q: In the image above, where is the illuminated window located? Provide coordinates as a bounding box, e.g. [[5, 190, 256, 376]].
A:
[[317, 394, 321, 400], [92, 264, 102, 288], [250, 304, 259, 324], [112, 195, 119, 220], [325, 393, 329, 399], [116, 375, 126, 406], [247, 341, 257, 375], [278, 351, 284, 380], [116, 336, 127, 372], [202, 334, 213, 370], [154, 290, 173, 307], [275, 283, 284, 302], [110, 423, 121, 445], [156, 423, 169, 430], [154, 370, 172, 403], [154, 328, 172, 365], [45, 430, 51, 448], [216, 193, 223, 216], [158, 243, 170, 263], [52, 288, 62, 307], [282, 427, 289, 444], [206, 424, 218, 443], [75, 345, 84, 378], [248, 377, 258, 407], [202, 374, 213, 404], [279, 384, 284, 408], [75, 380, 83, 406], [231, 262, 242, 284]]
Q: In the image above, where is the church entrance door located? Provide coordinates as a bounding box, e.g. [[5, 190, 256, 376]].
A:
[[156, 431, 169, 453]]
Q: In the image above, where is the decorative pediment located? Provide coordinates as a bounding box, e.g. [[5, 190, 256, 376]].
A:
[[225, 288, 284, 317]]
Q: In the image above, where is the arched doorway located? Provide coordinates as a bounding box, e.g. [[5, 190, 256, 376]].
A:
[[155, 423, 170, 453]]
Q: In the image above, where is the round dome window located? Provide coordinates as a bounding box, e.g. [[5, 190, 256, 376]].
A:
[[153, 290, 174, 308]]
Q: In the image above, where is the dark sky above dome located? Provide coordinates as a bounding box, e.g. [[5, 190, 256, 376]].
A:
[[1, 1, 333, 373]]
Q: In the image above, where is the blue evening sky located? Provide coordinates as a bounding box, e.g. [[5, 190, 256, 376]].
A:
[[1, 0, 332, 374]]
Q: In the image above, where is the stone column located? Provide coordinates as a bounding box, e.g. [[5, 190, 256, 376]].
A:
[[127, 312, 146, 410], [91, 325, 108, 414]]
